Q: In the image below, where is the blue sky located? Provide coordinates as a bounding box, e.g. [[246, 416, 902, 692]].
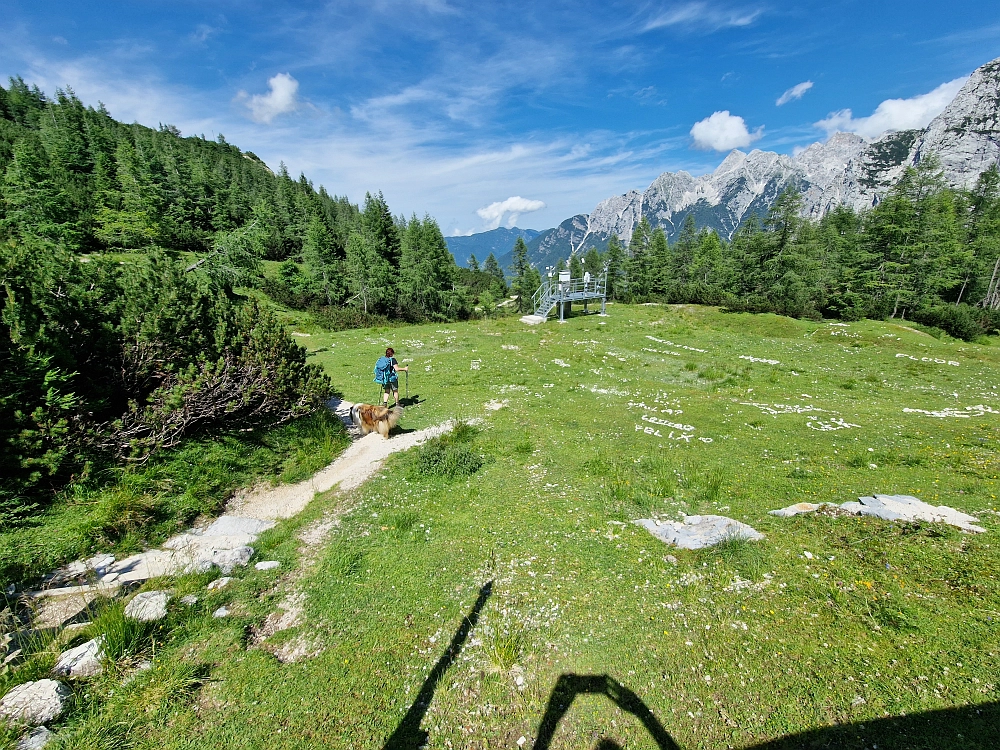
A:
[[3, 2, 999, 235]]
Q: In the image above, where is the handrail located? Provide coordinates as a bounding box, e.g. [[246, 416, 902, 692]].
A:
[[531, 272, 607, 317]]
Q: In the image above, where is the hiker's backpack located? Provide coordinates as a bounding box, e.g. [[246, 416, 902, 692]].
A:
[[374, 356, 395, 385]]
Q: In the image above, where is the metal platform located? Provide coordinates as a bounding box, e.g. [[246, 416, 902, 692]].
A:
[[528, 272, 608, 322]]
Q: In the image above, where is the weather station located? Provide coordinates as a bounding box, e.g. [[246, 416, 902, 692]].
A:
[[521, 266, 608, 324]]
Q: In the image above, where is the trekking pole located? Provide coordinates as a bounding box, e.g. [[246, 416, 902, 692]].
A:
[[405, 369, 409, 400]]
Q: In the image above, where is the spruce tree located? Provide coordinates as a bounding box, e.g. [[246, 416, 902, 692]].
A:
[[512, 237, 532, 312]]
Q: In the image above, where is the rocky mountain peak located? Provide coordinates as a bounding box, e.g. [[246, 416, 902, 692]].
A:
[[512, 56, 1000, 268], [913, 56, 1000, 188]]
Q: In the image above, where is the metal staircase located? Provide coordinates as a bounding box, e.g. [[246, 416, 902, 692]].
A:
[[525, 271, 608, 323]]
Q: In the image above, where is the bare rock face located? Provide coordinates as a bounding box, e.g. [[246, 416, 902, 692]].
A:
[[915, 58, 1000, 188], [52, 638, 104, 679], [0, 680, 71, 725], [123, 591, 171, 622]]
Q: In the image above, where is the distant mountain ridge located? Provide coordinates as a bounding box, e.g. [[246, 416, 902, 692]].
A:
[[522, 56, 1000, 264], [444, 226, 541, 267]]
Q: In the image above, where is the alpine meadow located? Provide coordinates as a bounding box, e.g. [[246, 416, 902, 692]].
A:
[[2, 8, 1000, 750]]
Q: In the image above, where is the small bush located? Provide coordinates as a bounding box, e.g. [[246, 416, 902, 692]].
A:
[[414, 422, 486, 479], [484, 626, 525, 673], [90, 601, 155, 662], [703, 535, 769, 580], [388, 510, 419, 537], [312, 306, 391, 332], [416, 442, 484, 479], [696, 467, 727, 504]]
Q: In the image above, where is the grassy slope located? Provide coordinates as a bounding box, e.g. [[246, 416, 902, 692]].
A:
[[50, 305, 1000, 748], [0, 412, 350, 586]]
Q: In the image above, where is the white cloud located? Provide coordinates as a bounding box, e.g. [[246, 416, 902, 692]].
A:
[[815, 77, 967, 139], [690, 110, 763, 151], [644, 3, 761, 32], [240, 73, 299, 124], [776, 80, 812, 106], [476, 196, 547, 230]]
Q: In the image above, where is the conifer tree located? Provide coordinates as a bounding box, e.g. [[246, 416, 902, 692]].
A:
[[605, 234, 625, 301], [512, 237, 532, 312]]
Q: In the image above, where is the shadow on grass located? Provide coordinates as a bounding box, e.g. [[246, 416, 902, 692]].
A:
[[532, 673, 680, 750], [382, 579, 493, 750], [530, 674, 998, 750], [747, 701, 1000, 750]]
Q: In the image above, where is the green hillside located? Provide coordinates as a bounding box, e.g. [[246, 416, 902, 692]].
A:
[[30, 304, 1000, 749]]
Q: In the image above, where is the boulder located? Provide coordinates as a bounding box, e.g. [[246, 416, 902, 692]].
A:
[[254, 561, 280, 571], [123, 591, 171, 622], [52, 638, 103, 679], [0, 680, 71, 725], [635, 515, 764, 550]]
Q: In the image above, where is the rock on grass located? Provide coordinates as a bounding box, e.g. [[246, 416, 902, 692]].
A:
[[0, 680, 71, 725], [635, 515, 764, 550], [52, 638, 104, 679], [124, 591, 171, 622]]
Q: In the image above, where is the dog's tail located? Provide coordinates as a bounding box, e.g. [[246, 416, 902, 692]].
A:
[[386, 405, 403, 430]]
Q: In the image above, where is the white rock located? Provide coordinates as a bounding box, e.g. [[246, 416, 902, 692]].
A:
[[16, 726, 53, 750], [845, 494, 985, 533], [52, 638, 103, 679], [212, 607, 229, 618], [254, 561, 280, 571], [768, 502, 823, 517], [198, 546, 254, 575], [0, 680, 71, 725], [106, 549, 182, 583], [202, 516, 275, 539], [180, 595, 198, 606], [123, 591, 171, 622], [206, 577, 232, 591], [770, 495, 985, 533], [634, 515, 764, 550]]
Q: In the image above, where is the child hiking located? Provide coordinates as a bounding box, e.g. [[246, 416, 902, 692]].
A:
[[374, 347, 408, 407]]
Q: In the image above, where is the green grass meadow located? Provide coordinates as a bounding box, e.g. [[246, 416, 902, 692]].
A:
[[25, 304, 1000, 748]]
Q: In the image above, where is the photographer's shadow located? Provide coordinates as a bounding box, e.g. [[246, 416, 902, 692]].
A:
[[532, 673, 680, 750]]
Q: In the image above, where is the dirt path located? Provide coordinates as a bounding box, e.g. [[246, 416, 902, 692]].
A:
[[29, 400, 452, 624], [229, 398, 454, 520]]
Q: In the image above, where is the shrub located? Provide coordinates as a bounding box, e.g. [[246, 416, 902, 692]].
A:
[[414, 422, 486, 479], [311, 305, 391, 332], [90, 601, 156, 662], [908, 304, 1000, 341]]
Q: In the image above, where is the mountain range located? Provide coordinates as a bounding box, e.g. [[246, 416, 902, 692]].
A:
[[444, 226, 541, 268], [465, 55, 1000, 273]]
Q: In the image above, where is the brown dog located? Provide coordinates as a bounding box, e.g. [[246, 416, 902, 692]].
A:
[[350, 403, 403, 438]]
